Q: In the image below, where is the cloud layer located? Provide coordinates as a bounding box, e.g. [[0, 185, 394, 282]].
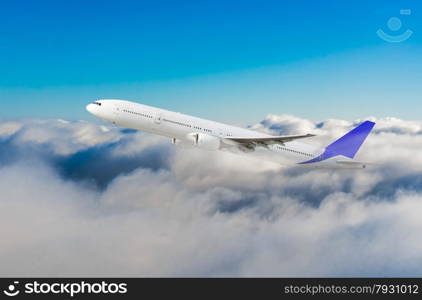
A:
[[1, 116, 422, 277]]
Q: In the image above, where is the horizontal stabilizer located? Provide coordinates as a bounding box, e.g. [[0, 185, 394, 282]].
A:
[[335, 160, 372, 169]]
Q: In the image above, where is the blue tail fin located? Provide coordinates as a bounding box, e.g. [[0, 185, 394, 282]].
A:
[[298, 120, 375, 164], [325, 120, 375, 159]]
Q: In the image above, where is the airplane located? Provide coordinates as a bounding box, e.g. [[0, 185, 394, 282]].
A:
[[86, 99, 375, 169]]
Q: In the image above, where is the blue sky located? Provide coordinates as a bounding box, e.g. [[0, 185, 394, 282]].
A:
[[1, 0, 421, 123]]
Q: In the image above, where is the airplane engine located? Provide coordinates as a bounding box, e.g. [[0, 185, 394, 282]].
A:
[[186, 133, 221, 151]]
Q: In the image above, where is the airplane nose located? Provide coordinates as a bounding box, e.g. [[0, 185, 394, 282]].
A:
[[86, 104, 95, 114]]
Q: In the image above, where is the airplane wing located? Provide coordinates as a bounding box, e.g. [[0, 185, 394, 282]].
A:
[[223, 133, 315, 149]]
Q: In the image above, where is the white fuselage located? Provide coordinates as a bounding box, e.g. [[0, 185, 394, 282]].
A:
[[86, 99, 354, 168]]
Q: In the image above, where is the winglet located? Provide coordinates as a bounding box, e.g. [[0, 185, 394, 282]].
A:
[[326, 120, 375, 159]]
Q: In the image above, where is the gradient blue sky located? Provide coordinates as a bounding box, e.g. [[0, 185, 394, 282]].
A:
[[1, 0, 421, 123]]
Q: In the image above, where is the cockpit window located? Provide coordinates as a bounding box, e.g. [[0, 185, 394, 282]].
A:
[[92, 101, 102, 106]]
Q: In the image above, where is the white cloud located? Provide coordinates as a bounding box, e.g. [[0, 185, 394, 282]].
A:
[[0, 121, 23, 137], [7, 120, 121, 155], [0, 116, 422, 276]]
